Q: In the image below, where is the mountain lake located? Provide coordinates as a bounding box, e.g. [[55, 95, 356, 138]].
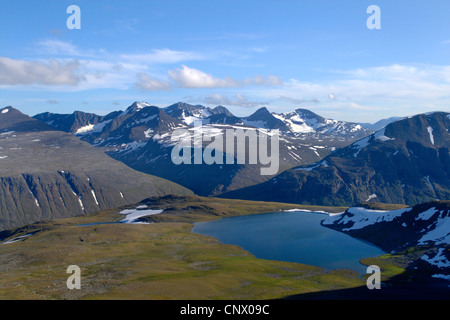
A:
[[192, 210, 386, 275]]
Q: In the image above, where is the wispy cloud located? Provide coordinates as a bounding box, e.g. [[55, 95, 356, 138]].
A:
[[168, 65, 240, 88], [134, 73, 172, 91], [0, 57, 81, 86], [251, 63, 450, 120], [121, 49, 207, 64], [243, 75, 282, 86], [36, 39, 81, 56], [185, 32, 268, 42], [279, 96, 319, 105], [168, 65, 282, 89]]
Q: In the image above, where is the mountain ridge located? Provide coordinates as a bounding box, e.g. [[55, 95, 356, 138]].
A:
[[34, 101, 369, 195], [221, 111, 450, 206]]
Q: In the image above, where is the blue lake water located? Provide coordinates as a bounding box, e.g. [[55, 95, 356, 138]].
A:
[[192, 210, 386, 275]]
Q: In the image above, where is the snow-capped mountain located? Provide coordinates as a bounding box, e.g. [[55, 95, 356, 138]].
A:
[[323, 201, 450, 281], [33, 102, 372, 196], [163, 102, 244, 126], [161, 103, 372, 138], [222, 111, 450, 206], [241, 107, 372, 139]]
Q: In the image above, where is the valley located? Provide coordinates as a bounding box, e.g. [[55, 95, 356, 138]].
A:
[[0, 195, 447, 300]]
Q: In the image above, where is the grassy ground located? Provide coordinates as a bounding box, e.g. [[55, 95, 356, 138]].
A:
[[0, 196, 375, 300]]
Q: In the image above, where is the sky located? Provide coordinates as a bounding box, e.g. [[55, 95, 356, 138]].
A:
[[1, 0, 450, 123]]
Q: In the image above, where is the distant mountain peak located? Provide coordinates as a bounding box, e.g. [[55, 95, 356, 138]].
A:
[[126, 101, 153, 114], [293, 108, 325, 121], [211, 105, 234, 117], [252, 106, 271, 115], [1, 106, 12, 113], [0, 106, 53, 132]]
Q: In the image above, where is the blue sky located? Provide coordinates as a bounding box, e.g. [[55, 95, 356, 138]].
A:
[[1, 0, 450, 122]]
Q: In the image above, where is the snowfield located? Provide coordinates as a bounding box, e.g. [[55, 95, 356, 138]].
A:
[[322, 206, 412, 231], [119, 206, 164, 224]]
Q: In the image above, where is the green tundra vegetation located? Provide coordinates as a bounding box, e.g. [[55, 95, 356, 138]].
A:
[[0, 196, 405, 300]]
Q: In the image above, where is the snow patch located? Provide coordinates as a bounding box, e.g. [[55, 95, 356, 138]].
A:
[[144, 129, 154, 138], [119, 208, 163, 224], [1, 108, 9, 114], [351, 136, 370, 157], [432, 274, 450, 281], [374, 128, 394, 142], [365, 194, 377, 201], [427, 126, 435, 145], [421, 248, 450, 269], [284, 208, 329, 214], [75, 124, 95, 134], [2, 233, 33, 245], [91, 189, 99, 206], [78, 196, 85, 211], [418, 211, 450, 245], [323, 207, 411, 231], [415, 207, 437, 221]]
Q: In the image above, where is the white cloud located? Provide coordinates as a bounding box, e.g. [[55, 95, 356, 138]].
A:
[[36, 39, 81, 56], [134, 73, 172, 91], [168, 65, 240, 88], [0, 57, 81, 86], [279, 96, 319, 104], [121, 49, 206, 64], [248, 63, 450, 121], [261, 64, 450, 105], [243, 75, 282, 86], [168, 65, 282, 89]]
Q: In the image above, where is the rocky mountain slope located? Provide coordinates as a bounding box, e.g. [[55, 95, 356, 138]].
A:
[[221, 112, 450, 206], [0, 106, 192, 230]]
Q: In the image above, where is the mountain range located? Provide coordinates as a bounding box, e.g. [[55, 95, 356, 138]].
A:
[[34, 102, 372, 195], [1, 102, 449, 295], [11, 102, 450, 207], [222, 112, 450, 206], [0, 106, 192, 231]]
